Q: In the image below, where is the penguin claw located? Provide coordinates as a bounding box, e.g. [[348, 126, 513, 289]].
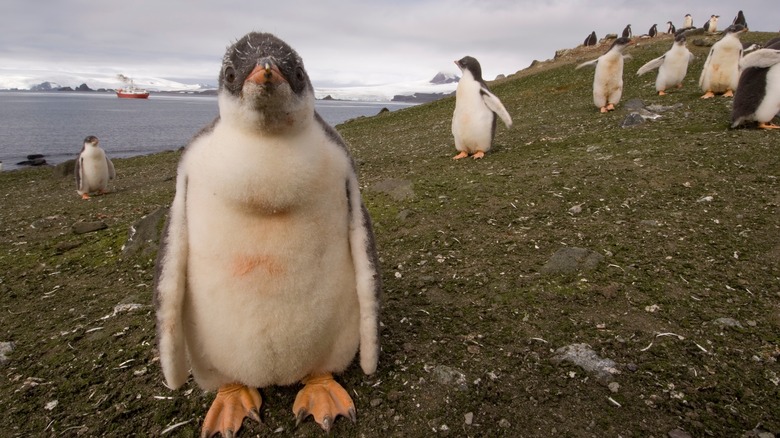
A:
[[201, 384, 262, 438], [292, 373, 356, 431], [452, 151, 468, 160]]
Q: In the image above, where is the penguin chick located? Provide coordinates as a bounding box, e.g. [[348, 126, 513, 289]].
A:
[[732, 10, 748, 28], [731, 40, 780, 129], [451, 56, 512, 160], [576, 37, 634, 113], [75, 135, 115, 199], [699, 24, 748, 98], [637, 34, 694, 95], [154, 31, 381, 437]]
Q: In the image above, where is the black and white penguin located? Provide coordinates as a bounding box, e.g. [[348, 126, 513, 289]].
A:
[[451, 56, 512, 159], [704, 15, 720, 33], [622, 24, 632, 39], [637, 34, 694, 95], [584, 31, 597, 47], [74, 135, 115, 199], [731, 40, 780, 129], [648, 24, 658, 38], [576, 37, 634, 113], [732, 10, 748, 28], [666, 21, 676, 34], [700, 24, 748, 98], [154, 31, 381, 436], [683, 14, 694, 30]]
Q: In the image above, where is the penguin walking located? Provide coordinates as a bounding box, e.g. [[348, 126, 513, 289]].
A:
[[622, 24, 632, 39], [731, 40, 780, 129], [666, 21, 676, 34], [637, 34, 694, 95], [154, 31, 381, 436], [699, 24, 748, 98], [704, 15, 720, 33], [74, 135, 115, 199], [576, 37, 634, 113], [648, 24, 658, 38], [584, 31, 597, 47], [732, 10, 748, 28], [451, 56, 512, 160], [683, 14, 693, 30]]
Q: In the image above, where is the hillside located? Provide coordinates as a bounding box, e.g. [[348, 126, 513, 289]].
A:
[[1, 32, 779, 437]]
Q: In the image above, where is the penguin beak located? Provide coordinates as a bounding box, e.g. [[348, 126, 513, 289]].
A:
[[246, 59, 287, 86]]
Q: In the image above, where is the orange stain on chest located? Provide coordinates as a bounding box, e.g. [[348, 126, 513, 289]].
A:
[[231, 254, 285, 277]]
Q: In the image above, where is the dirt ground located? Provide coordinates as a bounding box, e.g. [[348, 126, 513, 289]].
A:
[[1, 31, 779, 437]]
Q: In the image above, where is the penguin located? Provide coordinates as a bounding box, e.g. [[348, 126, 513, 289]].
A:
[[666, 21, 676, 34], [731, 40, 780, 129], [683, 14, 693, 30], [648, 24, 658, 38], [704, 15, 720, 33], [699, 24, 748, 99], [732, 10, 747, 28], [576, 37, 634, 113], [154, 31, 381, 436], [584, 31, 597, 47], [74, 135, 115, 199], [0, 161, 3, 172], [622, 24, 632, 39], [637, 33, 694, 95], [451, 56, 512, 160]]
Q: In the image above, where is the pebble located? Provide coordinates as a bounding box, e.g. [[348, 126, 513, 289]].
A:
[[72, 221, 108, 235], [464, 412, 474, 425], [0, 341, 15, 366], [498, 418, 511, 428], [370, 398, 382, 407], [608, 382, 620, 393]]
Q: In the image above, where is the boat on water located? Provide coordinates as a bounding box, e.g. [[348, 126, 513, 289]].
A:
[[116, 77, 149, 99]]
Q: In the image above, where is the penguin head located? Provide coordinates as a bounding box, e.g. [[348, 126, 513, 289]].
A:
[[609, 37, 633, 52], [218, 32, 314, 133], [84, 135, 99, 147], [723, 24, 748, 35], [674, 33, 687, 45], [454, 56, 484, 83]]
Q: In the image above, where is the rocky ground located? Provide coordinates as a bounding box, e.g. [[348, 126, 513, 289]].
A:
[[1, 31, 779, 437]]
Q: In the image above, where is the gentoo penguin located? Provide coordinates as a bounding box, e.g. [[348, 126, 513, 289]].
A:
[[699, 24, 748, 98], [451, 56, 512, 159], [622, 24, 632, 39], [683, 14, 693, 30], [648, 24, 658, 38], [732, 10, 747, 28], [731, 40, 780, 129], [154, 31, 381, 436], [74, 135, 115, 199], [704, 15, 720, 33], [584, 31, 597, 47], [576, 37, 634, 113], [637, 33, 694, 95], [666, 21, 676, 34]]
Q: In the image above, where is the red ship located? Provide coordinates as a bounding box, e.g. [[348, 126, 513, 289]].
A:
[[116, 76, 149, 99]]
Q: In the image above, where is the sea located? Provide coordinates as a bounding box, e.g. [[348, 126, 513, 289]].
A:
[[0, 92, 416, 171]]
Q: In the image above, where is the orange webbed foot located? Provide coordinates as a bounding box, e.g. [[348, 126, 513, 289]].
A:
[[600, 106, 609, 113], [723, 89, 734, 97], [201, 384, 262, 438], [658, 90, 667, 96], [452, 151, 468, 160], [606, 103, 615, 111], [758, 122, 780, 129], [471, 151, 485, 159], [701, 91, 715, 99], [292, 374, 356, 432], [80, 193, 90, 200]]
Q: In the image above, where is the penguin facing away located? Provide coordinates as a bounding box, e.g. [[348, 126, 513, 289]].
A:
[[637, 33, 694, 95], [576, 37, 634, 113], [666, 21, 676, 34], [732, 10, 748, 28], [451, 56, 512, 160], [699, 24, 748, 98], [622, 24, 632, 39], [154, 31, 381, 436], [731, 40, 780, 129], [584, 31, 597, 47], [74, 135, 115, 199]]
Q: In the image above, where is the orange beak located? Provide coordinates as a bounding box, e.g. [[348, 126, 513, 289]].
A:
[[246, 62, 286, 85]]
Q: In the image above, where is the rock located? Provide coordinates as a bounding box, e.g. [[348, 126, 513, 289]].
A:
[[431, 365, 468, 391], [72, 221, 108, 234], [498, 418, 511, 428], [608, 382, 620, 393], [668, 428, 692, 438], [713, 317, 743, 329], [55, 241, 83, 254], [121, 207, 168, 257], [52, 159, 77, 178], [370, 179, 414, 201], [552, 343, 620, 382], [464, 412, 474, 425], [621, 113, 645, 128], [0, 341, 14, 366], [370, 398, 382, 407], [541, 247, 604, 275], [623, 98, 646, 111]]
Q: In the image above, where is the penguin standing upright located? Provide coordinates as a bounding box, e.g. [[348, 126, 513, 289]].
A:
[[731, 40, 780, 129], [622, 24, 632, 39], [584, 31, 597, 47], [705, 15, 720, 33], [648, 24, 658, 38], [576, 37, 634, 113], [666, 21, 676, 34], [700, 24, 748, 98], [637, 34, 694, 95], [732, 10, 748, 28], [74, 135, 115, 199], [451, 56, 512, 160], [154, 31, 381, 436], [683, 14, 693, 30]]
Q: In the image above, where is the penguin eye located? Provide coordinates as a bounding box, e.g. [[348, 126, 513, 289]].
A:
[[224, 66, 236, 84], [295, 67, 305, 82]]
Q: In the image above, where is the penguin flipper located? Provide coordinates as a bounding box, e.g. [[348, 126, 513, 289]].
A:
[[637, 55, 665, 76], [106, 157, 116, 180], [480, 89, 513, 128], [154, 168, 191, 389], [575, 59, 599, 70], [740, 49, 780, 69], [74, 156, 83, 192]]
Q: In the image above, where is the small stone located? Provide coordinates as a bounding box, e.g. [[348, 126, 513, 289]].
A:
[[626, 363, 638, 372], [621, 113, 645, 128], [498, 418, 511, 428], [72, 221, 107, 235], [431, 365, 468, 391], [387, 390, 402, 402], [713, 317, 743, 329], [464, 412, 474, 425], [44, 400, 58, 411], [0, 341, 15, 366], [370, 398, 382, 407], [668, 428, 692, 438], [608, 382, 620, 393]]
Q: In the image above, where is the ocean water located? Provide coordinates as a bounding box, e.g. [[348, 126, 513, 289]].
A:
[[0, 92, 414, 171]]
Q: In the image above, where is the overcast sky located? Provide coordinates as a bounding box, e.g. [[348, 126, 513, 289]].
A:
[[1, 1, 777, 88]]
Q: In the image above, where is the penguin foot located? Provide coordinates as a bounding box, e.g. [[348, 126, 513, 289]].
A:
[[606, 103, 615, 111], [81, 193, 91, 200], [723, 89, 734, 97], [658, 90, 667, 96], [293, 373, 356, 432], [452, 151, 469, 160], [701, 91, 715, 99], [758, 122, 780, 129], [201, 383, 262, 438], [471, 151, 485, 159], [599, 106, 609, 113]]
